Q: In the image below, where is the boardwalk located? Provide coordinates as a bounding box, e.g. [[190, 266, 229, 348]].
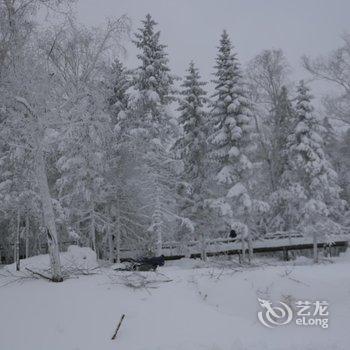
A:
[[120, 232, 350, 260]]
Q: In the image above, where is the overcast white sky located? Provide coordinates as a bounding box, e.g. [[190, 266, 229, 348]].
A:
[[76, 0, 350, 97]]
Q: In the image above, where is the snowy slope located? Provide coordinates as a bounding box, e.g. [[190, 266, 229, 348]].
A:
[[1, 253, 350, 350]]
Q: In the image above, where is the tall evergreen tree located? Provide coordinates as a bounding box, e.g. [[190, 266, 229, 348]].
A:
[[131, 13, 175, 137], [208, 30, 255, 242], [272, 86, 296, 179], [108, 58, 130, 126], [269, 86, 298, 231], [322, 117, 350, 204], [285, 81, 345, 262], [127, 14, 177, 255], [174, 61, 209, 245], [337, 130, 350, 204]]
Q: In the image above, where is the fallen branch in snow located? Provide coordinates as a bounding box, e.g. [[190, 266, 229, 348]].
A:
[[278, 269, 310, 287], [320, 257, 334, 264], [25, 267, 53, 281], [111, 314, 125, 340], [0, 269, 40, 287], [107, 271, 173, 293], [286, 276, 310, 287], [61, 264, 101, 278], [154, 271, 173, 281]]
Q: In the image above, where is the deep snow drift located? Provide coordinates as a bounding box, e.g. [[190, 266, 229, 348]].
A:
[[1, 249, 350, 350]]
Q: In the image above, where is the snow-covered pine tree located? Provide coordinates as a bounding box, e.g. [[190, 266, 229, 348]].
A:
[[127, 14, 177, 255], [174, 61, 210, 251], [104, 65, 154, 262], [269, 86, 299, 232], [133, 14, 174, 101], [272, 86, 296, 179], [107, 58, 130, 128], [208, 30, 256, 258], [337, 130, 350, 204], [286, 80, 345, 262], [321, 117, 350, 204], [131, 14, 175, 135]]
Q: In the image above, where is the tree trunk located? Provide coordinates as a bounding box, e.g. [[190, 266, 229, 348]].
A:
[[108, 224, 114, 263], [313, 232, 318, 263], [35, 142, 63, 282], [15, 210, 20, 271], [17, 97, 63, 282], [115, 227, 121, 264], [241, 239, 246, 263], [115, 197, 121, 264], [156, 230, 162, 256], [248, 235, 253, 263], [200, 234, 207, 261], [89, 205, 97, 254], [25, 213, 29, 258], [154, 191, 163, 257]]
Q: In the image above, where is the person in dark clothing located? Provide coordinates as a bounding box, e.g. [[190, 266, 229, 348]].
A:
[[229, 229, 237, 239], [123, 255, 165, 271], [137, 255, 165, 269]]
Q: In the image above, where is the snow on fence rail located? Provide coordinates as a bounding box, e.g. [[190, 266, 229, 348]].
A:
[[119, 230, 350, 259], [1, 229, 349, 262]]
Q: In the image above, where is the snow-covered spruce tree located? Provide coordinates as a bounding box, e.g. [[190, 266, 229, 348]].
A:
[[322, 117, 350, 205], [126, 14, 177, 255], [107, 58, 130, 127], [286, 81, 345, 262], [268, 86, 299, 232], [133, 14, 174, 108], [272, 87, 296, 178], [337, 130, 350, 205], [174, 61, 211, 254], [208, 30, 257, 259], [103, 59, 157, 262], [245, 50, 294, 235], [104, 59, 135, 262]]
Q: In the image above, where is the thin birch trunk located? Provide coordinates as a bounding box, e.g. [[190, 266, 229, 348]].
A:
[[156, 231, 162, 256], [108, 224, 114, 263], [89, 205, 97, 254], [15, 210, 20, 271], [16, 97, 63, 282], [241, 239, 246, 263], [115, 226, 121, 264], [253, 115, 276, 191], [313, 232, 318, 264], [154, 190, 163, 257], [13, 232, 16, 265], [115, 197, 121, 264], [248, 235, 253, 263], [200, 234, 207, 261], [36, 144, 63, 281], [25, 213, 29, 258]]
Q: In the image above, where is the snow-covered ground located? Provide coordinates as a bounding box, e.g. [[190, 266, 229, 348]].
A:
[[1, 251, 350, 350]]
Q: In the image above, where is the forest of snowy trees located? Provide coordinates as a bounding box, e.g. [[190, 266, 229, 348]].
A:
[[0, 0, 349, 281]]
